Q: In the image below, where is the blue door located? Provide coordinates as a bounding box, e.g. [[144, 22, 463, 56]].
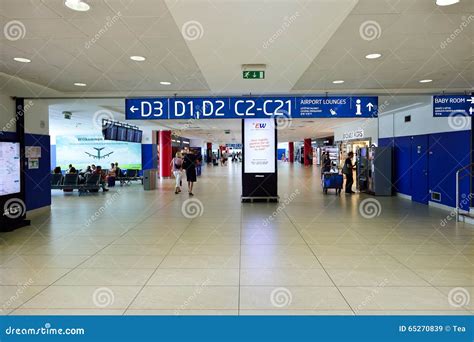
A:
[[411, 135, 429, 204]]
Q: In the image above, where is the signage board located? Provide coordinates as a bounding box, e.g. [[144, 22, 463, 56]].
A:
[[125, 96, 378, 120], [243, 71, 265, 79], [243, 119, 275, 174], [433, 95, 473, 117]]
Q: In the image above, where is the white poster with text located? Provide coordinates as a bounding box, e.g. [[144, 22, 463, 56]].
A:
[[244, 119, 275, 173]]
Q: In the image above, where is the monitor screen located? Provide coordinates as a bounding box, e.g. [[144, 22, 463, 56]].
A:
[[134, 130, 143, 143], [0, 142, 21, 196], [102, 124, 118, 141], [126, 128, 135, 142], [117, 126, 127, 141]]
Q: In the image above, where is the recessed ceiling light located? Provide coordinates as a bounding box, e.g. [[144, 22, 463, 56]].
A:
[[13, 57, 31, 63], [365, 53, 382, 59], [436, 0, 459, 6], [160, 81, 171, 85], [332, 80, 344, 84], [65, 0, 90, 12], [73, 82, 87, 87], [419, 79, 433, 83], [130, 56, 146, 62]]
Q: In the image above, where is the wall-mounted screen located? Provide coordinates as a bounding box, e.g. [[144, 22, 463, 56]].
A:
[[56, 135, 142, 170], [134, 130, 143, 143], [117, 126, 127, 141], [244, 118, 275, 173], [126, 128, 135, 142], [0, 142, 21, 196], [102, 124, 118, 140]]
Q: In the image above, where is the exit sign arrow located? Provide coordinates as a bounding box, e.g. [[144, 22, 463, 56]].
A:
[[243, 71, 265, 79]]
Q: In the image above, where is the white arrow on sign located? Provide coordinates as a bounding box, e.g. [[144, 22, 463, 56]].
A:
[[470, 107, 474, 115], [366, 103, 374, 112], [130, 106, 138, 113]]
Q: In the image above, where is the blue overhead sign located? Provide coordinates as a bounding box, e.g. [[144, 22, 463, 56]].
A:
[[433, 95, 473, 117], [125, 96, 378, 120]]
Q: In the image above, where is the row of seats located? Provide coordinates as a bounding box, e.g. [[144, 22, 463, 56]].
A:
[[51, 173, 101, 195]]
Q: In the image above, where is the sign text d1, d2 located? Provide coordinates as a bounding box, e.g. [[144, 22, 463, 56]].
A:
[[125, 96, 378, 120]]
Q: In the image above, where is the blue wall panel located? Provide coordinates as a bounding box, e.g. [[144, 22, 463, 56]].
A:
[[141, 144, 156, 170], [25, 134, 51, 211], [378, 138, 393, 147], [393, 136, 412, 196], [428, 130, 470, 210]]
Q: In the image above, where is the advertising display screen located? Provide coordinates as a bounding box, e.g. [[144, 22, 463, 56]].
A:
[[56, 135, 142, 170], [0, 142, 21, 196], [244, 118, 275, 173]]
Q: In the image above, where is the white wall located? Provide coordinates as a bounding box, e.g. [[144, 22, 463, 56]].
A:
[[379, 102, 471, 138], [0, 93, 15, 133], [25, 99, 49, 136], [333, 118, 378, 143]]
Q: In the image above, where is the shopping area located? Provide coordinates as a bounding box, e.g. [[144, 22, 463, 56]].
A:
[[0, 0, 473, 341]]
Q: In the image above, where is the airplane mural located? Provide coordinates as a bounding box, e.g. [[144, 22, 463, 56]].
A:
[[85, 147, 114, 160]]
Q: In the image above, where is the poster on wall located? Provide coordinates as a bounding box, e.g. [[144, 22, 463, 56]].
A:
[[0, 142, 21, 196], [56, 136, 142, 170], [244, 119, 275, 173]]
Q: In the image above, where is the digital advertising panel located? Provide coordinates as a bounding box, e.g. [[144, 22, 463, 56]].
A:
[[244, 118, 275, 174], [0, 142, 21, 196]]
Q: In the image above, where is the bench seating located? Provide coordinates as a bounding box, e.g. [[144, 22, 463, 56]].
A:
[[50, 173, 101, 195]]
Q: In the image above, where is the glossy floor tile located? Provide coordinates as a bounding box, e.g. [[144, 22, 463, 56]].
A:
[[1, 163, 473, 315]]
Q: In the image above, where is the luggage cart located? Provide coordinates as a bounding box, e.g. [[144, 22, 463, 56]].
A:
[[322, 172, 343, 195]]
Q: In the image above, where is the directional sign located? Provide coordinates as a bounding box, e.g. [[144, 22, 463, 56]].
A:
[[243, 71, 265, 79], [433, 95, 473, 117], [125, 96, 378, 120]]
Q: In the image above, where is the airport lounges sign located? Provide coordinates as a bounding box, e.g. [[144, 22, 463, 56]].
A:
[[125, 96, 378, 120]]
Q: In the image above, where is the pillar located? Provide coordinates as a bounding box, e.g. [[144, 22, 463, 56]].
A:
[[288, 142, 294, 163], [159, 130, 172, 177], [304, 138, 312, 166], [206, 142, 212, 163]]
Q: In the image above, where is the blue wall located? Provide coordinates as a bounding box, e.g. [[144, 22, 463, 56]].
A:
[[142, 143, 157, 170], [25, 134, 51, 211], [0, 131, 51, 211], [380, 130, 470, 209]]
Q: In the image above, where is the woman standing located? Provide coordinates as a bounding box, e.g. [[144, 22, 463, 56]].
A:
[[183, 150, 197, 196], [171, 152, 183, 194]]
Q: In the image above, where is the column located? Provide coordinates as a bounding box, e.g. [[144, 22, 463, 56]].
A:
[[159, 130, 172, 178], [206, 142, 212, 163], [304, 138, 312, 166], [288, 142, 294, 163]]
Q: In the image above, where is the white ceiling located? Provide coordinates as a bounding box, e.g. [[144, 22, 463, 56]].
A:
[[0, 0, 472, 97]]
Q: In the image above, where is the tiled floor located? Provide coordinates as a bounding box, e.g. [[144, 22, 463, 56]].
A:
[[1, 162, 473, 315]]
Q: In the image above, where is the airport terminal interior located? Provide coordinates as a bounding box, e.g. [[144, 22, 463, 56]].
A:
[[0, 0, 473, 317]]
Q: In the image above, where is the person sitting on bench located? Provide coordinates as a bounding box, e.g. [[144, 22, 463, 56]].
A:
[[94, 166, 109, 192]]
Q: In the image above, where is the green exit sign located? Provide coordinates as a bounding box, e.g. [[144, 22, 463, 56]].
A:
[[243, 71, 265, 79]]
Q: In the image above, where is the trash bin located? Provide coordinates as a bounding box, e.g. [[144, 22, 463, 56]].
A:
[[143, 169, 157, 190]]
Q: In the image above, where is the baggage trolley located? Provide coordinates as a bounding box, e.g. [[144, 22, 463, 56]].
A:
[[322, 172, 343, 195]]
